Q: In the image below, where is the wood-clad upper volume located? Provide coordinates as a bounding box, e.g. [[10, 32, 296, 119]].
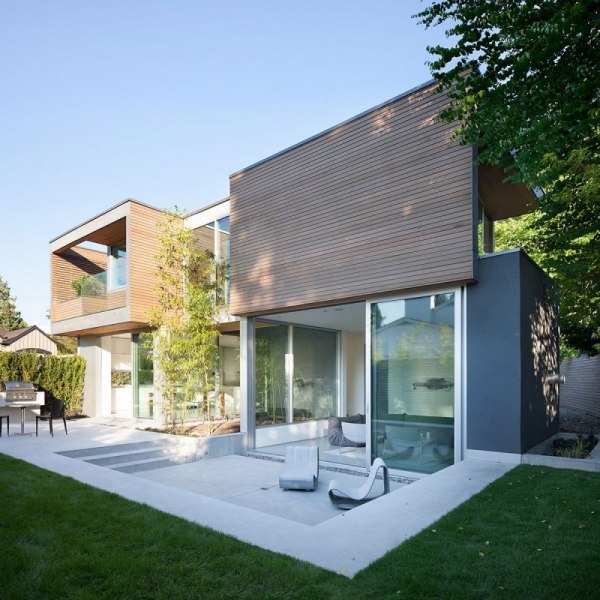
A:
[[50, 199, 167, 335], [229, 81, 475, 316]]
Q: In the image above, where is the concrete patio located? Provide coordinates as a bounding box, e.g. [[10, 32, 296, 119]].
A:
[[0, 418, 515, 577]]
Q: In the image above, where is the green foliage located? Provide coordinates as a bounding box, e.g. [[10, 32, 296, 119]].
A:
[[552, 434, 598, 458], [148, 208, 225, 429], [111, 370, 132, 386], [36, 355, 86, 415], [416, 0, 600, 354], [0, 352, 86, 415], [71, 273, 106, 297], [0, 275, 27, 329], [50, 334, 78, 355]]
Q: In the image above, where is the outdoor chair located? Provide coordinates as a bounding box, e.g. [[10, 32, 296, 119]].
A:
[[0, 414, 8, 436], [328, 457, 390, 509], [279, 445, 319, 491], [36, 398, 68, 437], [341, 422, 366, 445], [338, 421, 366, 454]]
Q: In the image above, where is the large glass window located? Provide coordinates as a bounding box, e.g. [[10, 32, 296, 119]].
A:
[[133, 332, 154, 419], [255, 324, 288, 424], [255, 323, 338, 426], [194, 216, 230, 305], [217, 332, 241, 419], [216, 216, 230, 304], [478, 201, 494, 254], [293, 327, 337, 421], [108, 242, 127, 290], [371, 293, 455, 473]]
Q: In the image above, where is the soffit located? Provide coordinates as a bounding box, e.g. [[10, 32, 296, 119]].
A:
[[478, 164, 537, 220], [50, 202, 130, 254]]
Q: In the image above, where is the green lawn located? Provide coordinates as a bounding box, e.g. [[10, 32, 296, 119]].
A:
[[1, 455, 598, 599]]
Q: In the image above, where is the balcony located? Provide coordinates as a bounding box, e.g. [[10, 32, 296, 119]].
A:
[[53, 271, 127, 321]]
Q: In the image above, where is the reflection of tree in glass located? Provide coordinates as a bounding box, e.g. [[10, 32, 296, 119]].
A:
[[255, 333, 286, 423], [395, 322, 453, 365]]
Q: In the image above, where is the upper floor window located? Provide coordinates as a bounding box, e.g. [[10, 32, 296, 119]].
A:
[[477, 202, 494, 255], [108, 242, 127, 290], [197, 216, 230, 305]]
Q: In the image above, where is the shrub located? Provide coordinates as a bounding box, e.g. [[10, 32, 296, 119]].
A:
[[0, 352, 86, 416]]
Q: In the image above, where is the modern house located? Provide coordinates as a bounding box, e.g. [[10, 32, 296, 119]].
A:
[[49, 79, 560, 476]]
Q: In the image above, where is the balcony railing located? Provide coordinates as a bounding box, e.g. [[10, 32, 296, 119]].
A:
[[53, 271, 127, 321]]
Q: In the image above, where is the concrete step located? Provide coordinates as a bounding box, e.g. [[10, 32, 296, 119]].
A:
[[57, 437, 199, 473], [114, 454, 200, 473]]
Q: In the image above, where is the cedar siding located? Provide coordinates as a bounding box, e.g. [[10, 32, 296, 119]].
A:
[[50, 199, 166, 335], [128, 202, 169, 324], [50, 247, 107, 321], [229, 82, 475, 316]]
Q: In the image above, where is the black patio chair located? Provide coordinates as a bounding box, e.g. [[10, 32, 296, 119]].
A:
[[0, 414, 8, 436], [36, 398, 68, 437]]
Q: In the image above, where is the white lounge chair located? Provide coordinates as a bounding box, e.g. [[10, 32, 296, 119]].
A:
[[279, 445, 319, 491], [328, 457, 390, 509]]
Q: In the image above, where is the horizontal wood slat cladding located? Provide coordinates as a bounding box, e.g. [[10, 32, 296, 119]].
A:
[[230, 83, 474, 315], [50, 247, 107, 321], [107, 288, 127, 310], [128, 202, 169, 323]]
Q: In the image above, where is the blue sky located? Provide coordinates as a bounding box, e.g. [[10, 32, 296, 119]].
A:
[[0, 0, 449, 329]]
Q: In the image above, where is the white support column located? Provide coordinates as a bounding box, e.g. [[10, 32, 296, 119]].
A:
[[99, 336, 112, 417], [78, 335, 111, 418], [239, 317, 255, 450]]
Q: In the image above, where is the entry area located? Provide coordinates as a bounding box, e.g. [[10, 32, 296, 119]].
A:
[[251, 303, 366, 468], [248, 289, 461, 475]]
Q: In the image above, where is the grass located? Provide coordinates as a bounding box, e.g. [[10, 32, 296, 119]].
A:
[[1, 456, 599, 600]]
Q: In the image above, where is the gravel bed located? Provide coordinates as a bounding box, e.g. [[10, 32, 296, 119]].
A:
[[560, 409, 600, 435]]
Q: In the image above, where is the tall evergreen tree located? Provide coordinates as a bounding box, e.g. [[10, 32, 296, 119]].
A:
[[0, 275, 27, 330]]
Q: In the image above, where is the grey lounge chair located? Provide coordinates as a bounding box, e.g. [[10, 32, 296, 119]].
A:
[[328, 457, 390, 509], [279, 445, 319, 491]]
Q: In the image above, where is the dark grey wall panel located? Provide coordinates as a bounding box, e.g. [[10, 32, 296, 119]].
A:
[[467, 251, 523, 453], [467, 250, 559, 454], [518, 253, 559, 449]]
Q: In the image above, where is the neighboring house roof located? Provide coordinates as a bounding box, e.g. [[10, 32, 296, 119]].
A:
[[0, 325, 58, 354]]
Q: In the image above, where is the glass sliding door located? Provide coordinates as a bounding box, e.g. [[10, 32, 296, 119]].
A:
[[255, 324, 288, 425], [371, 293, 456, 474], [133, 332, 154, 419], [254, 321, 338, 427], [292, 327, 337, 422]]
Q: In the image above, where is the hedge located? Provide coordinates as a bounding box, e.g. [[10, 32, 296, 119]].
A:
[[0, 352, 86, 416]]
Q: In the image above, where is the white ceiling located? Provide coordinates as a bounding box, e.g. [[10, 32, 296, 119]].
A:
[[262, 302, 366, 332]]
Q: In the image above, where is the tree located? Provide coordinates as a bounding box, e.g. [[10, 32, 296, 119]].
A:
[[0, 275, 27, 330], [416, 0, 600, 354], [148, 208, 225, 430], [50, 335, 78, 355]]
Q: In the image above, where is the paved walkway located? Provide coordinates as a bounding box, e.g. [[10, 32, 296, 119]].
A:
[[0, 420, 514, 577]]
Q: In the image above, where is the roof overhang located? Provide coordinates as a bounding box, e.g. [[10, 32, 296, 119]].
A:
[[478, 163, 537, 220]]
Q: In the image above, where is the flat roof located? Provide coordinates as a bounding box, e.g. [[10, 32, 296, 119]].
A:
[[49, 198, 162, 244]]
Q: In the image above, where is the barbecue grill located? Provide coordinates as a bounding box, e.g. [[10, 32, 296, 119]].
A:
[[1, 381, 37, 402], [1, 381, 40, 435]]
